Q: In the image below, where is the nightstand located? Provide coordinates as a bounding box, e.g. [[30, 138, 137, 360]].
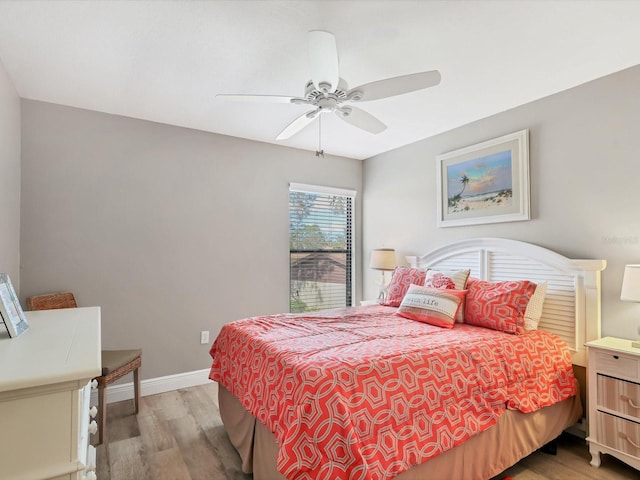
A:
[[586, 336, 640, 471]]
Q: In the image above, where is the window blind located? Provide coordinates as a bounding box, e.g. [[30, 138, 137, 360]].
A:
[[289, 184, 355, 313]]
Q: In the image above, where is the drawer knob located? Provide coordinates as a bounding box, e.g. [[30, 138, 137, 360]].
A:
[[88, 420, 98, 435], [621, 395, 640, 409], [91, 379, 98, 389], [619, 431, 640, 449], [89, 406, 98, 418], [613, 355, 620, 360]]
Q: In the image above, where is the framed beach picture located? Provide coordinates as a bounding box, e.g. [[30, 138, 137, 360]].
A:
[[436, 129, 530, 228], [0, 273, 29, 338]]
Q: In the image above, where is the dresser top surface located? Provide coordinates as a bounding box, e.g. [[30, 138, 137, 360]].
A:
[[0, 306, 101, 393]]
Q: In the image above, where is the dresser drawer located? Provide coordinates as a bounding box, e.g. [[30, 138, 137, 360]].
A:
[[596, 351, 640, 381], [597, 411, 640, 458], [597, 375, 640, 422]]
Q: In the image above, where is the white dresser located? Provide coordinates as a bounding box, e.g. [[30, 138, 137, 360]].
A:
[[0, 306, 101, 480]]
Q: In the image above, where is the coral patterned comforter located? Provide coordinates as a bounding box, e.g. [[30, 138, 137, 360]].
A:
[[209, 305, 577, 480]]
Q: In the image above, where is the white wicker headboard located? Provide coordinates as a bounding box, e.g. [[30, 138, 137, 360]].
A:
[[406, 238, 606, 367]]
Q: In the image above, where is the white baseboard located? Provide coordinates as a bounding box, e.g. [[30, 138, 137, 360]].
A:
[[90, 368, 218, 407]]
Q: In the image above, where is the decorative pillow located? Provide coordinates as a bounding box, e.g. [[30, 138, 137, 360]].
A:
[[382, 266, 427, 307], [465, 278, 536, 334], [425, 269, 470, 290], [397, 284, 468, 329], [524, 281, 548, 330], [423, 272, 456, 290], [424, 269, 471, 322]]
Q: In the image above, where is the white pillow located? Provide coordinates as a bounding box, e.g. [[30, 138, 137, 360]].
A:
[[524, 281, 548, 330], [424, 269, 470, 322]]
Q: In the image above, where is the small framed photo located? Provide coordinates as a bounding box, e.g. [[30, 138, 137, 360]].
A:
[[0, 273, 29, 338], [436, 129, 530, 227]]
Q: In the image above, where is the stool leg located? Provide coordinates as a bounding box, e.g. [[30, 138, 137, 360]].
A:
[[98, 382, 107, 445], [133, 367, 140, 414]]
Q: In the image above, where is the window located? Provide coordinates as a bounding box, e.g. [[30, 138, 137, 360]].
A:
[[289, 183, 355, 313]]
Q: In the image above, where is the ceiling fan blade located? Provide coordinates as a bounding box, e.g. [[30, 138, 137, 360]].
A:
[[276, 111, 317, 140], [336, 106, 387, 134], [349, 70, 441, 102], [308, 30, 339, 93], [216, 94, 298, 104]]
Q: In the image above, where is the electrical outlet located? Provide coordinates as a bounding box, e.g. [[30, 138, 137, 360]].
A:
[[200, 330, 210, 345]]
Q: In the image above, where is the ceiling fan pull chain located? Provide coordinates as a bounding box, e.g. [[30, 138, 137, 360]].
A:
[[316, 115, 324, 158]]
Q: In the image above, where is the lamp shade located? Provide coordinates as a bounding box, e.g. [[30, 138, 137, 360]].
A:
[[369, 248, 396, 271], [621, 265, 640, 302]]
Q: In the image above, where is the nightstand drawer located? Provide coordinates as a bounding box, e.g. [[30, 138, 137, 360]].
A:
[[598, 375, 640, 421], [596, 351, 640, 381], [597, 411, 640, 457]]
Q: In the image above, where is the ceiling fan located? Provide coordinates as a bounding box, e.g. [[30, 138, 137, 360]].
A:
[[217, 30, 441, 140]]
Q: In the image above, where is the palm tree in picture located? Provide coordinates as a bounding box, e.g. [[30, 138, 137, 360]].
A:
[[448, 173, 470, 210], [458, 174, 470, 197]]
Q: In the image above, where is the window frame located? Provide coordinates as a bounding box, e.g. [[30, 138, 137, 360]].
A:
[[289, 182, 357, 313]]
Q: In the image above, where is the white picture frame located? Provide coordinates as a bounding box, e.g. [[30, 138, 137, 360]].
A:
[[0, 273, 29, 338], [436, 129, 530, 228]]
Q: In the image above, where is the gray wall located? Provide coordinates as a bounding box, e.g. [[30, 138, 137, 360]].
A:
[[363, 64, 640, 341], [20, 101, 362, 379], [0, 58, 20, 290]]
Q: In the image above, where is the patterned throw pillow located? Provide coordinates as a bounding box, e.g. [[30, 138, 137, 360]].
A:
[[423, 272, 456, 290], [524, 281, 548, 330], [397, 284, 467, 328], [424, 269, 471, 323], [465, 278, 536, 334], [382, 267, 427, 307]]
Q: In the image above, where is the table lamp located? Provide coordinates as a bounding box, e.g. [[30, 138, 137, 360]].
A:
[[621, 264, 640, 348], [369, 248, 396, 302]]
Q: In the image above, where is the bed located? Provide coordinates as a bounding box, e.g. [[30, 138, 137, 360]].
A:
[[209, 238, 606, 480]]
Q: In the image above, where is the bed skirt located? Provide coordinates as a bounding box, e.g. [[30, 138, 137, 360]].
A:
[[218, 384, 582, 480]]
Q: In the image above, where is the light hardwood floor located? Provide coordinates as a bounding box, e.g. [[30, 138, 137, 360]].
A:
[[96, 383, 640, 480]]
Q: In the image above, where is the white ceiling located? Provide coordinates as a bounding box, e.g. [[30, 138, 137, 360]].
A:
[[0, 1, 638, 160]]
